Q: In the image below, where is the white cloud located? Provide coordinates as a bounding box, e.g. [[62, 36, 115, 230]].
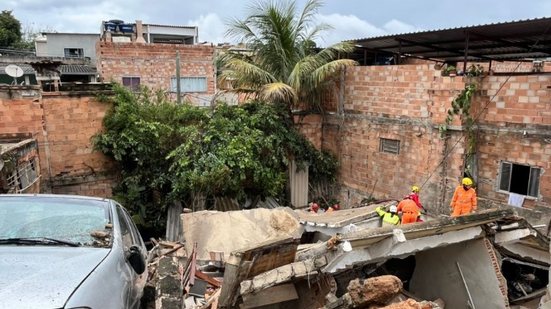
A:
[[188, 13, 227, 44], [315, 14, 420, 47], [383, 19, 423, 34]]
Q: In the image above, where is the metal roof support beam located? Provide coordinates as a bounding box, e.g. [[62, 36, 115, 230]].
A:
[[464, 32, 470, 72], [396, 37, 495, 61], [469, 31, 551, 55]]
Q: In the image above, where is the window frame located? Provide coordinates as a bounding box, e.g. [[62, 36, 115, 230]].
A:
[[122, 76, 141, 92], [64, 48, 84, 58], [379, 138, 400, 155], [170, 76, 208, 93], [498, 161, 541, 198]]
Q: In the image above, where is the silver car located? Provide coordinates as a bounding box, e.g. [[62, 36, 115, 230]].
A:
[[0, 194, 148, 309]]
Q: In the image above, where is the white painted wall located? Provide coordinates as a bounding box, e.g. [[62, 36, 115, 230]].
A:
[[38, 33, 99, 63], [410, 238, 508, 309]]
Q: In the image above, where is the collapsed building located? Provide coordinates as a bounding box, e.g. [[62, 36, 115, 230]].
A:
[[145, 203, 550, 309]]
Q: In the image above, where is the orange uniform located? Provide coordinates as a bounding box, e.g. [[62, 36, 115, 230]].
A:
[[450, 185, 477, 217], [397, 199, 420, 224]]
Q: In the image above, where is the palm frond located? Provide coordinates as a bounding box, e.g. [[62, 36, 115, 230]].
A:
[[219, 57, 277, 90], [311, 59, 357, 85], [260, 82, 298, 105]]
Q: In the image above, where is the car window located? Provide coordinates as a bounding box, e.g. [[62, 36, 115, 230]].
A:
[[0, 196, 110, 246], [116, 205, 135, 250]]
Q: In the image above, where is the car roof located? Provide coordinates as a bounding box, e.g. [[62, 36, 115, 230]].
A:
[[0, 194, 112, 203]]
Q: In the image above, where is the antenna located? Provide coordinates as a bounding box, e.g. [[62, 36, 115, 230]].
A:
[[5, 64, 24, 85]]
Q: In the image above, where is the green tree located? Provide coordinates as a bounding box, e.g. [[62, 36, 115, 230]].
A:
[[95, 86, 337, 234], [0, 10, 22, 47], [219, 0, 357, 115]]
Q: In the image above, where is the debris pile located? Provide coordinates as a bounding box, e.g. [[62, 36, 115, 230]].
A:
[[144, 205, 550, 309]]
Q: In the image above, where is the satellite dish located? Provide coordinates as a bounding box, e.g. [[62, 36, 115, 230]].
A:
[[5, 64, 24, 78]]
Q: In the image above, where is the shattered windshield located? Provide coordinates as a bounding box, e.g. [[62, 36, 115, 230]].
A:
[[0, 196, 112, 247]]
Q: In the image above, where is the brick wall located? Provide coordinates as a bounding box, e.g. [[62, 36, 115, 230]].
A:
[[474, 74, 551, 208], [0, 87, 117, 197], [97, 42, 216, 102], [307, 64, 468, 212], [317, 64, 551, 212]]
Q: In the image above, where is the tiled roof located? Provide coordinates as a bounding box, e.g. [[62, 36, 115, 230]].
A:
[[58, 64, 97, 75], [0, 64, 35, 75]]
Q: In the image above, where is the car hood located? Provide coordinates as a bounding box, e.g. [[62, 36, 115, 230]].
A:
[[0, 246, 110, 309]]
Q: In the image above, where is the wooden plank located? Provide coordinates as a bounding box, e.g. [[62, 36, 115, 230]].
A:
[[195, 270, 222, 288], [241, 283, 298, 309]]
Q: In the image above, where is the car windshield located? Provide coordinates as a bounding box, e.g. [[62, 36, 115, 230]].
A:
[[0, 196, 111, 247]]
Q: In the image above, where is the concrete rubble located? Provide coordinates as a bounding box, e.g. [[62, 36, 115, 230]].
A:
[[145, 204, 550, 309]]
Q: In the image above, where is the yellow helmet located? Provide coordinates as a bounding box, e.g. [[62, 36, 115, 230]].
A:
[[462, 177, 473, 186], [411, 185, 420, 193]]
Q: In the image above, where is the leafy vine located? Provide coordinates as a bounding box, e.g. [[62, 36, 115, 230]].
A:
[[439, 82, 478, 178]]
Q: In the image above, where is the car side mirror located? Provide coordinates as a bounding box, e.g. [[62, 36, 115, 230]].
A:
[[127, 245, 146, 275]]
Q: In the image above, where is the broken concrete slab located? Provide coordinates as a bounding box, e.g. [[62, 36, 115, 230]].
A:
[[218, 236, 301, 308], [182, 207, 303, 261], [239, 255, 328, 295]]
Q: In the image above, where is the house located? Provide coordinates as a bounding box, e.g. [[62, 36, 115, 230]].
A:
[[100, 20, 197, 44], [0, 63, 36, 85], [97, 20, 216, 106], [297, 17, 551, 217], [35, 32, 100, 64]]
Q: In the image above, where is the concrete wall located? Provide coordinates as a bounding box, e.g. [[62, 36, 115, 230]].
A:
[[97, 42, 215, 105], [0, 86, 116, 197], [410, 238, 508, 309], [37, 33, 99, 62]]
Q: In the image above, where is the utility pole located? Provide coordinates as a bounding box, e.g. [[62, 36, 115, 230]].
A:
[[176, 51, 181, 104]]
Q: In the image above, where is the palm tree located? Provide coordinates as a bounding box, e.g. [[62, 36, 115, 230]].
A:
[[219, 0, 357, 116]]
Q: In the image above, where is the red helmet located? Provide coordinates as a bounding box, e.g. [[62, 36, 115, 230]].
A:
[[310, 203, 319, 212], [332, 204, 340, 211]]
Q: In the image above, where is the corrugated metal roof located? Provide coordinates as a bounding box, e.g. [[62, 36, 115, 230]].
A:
[[0, 63, 35, 75], [352, 17, 551, 62], [58, 64, 97, 75]]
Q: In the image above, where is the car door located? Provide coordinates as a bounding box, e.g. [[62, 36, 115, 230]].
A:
[[115, 204, 148, 308]]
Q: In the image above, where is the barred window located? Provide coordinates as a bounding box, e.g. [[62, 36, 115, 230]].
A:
[[6, 157, 39, 192], [379, 138, 400, 154]]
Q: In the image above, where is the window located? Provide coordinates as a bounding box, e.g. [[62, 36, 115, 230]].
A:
[[6, 157, 39, 192], [122, 77, 140, 91], [116, 205, 135, 249], [64, 48, 84, 58], [499, 161, 541, 197], [379, 138, 400, 154], [171, 77, 207, 92]]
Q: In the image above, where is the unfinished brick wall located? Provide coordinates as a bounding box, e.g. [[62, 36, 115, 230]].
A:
[[0, 87, 116, 197], [97, 42, 215, 98], [474, 74, 551, 208], [317, 64, 551, 212], [311, 64, 468, 212]]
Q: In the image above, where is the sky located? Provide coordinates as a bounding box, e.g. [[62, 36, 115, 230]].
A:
[[5, 0, 551, 46]]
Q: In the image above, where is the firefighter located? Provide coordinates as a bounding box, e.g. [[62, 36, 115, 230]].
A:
[[376, 205, 400, 226], [397, 197, 420, 224], [407, 185, 424, 210], [450, 177, 477, 217]]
